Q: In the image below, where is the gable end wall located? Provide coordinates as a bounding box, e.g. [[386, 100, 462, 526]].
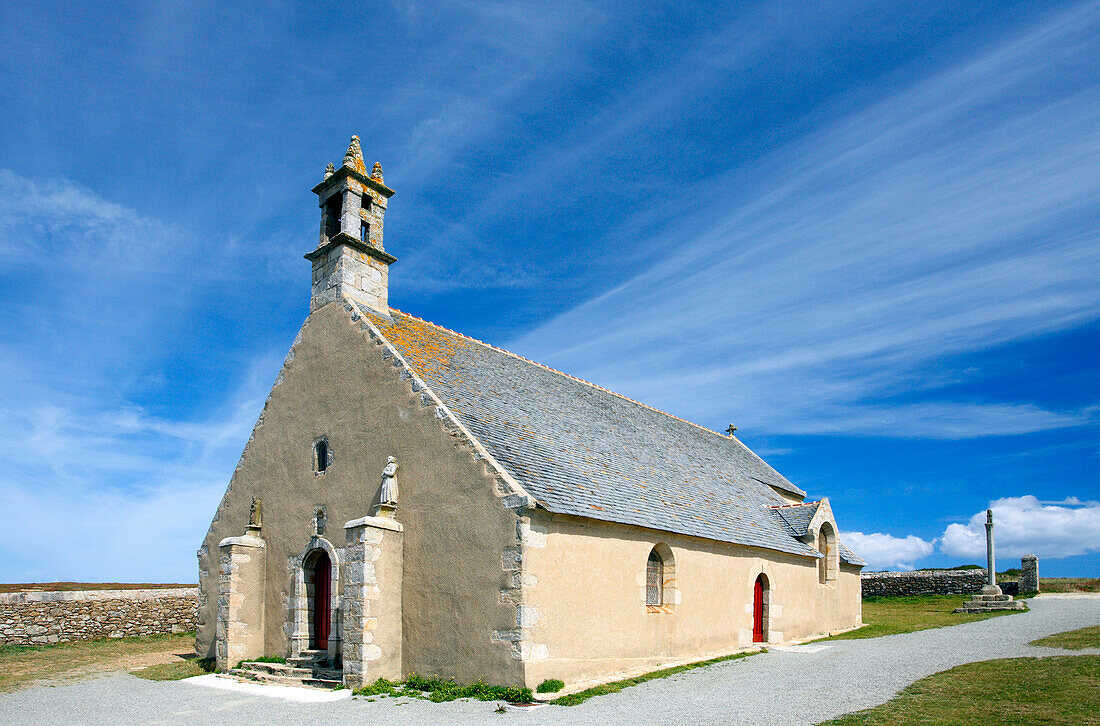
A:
[[196, 301, 530, 685]]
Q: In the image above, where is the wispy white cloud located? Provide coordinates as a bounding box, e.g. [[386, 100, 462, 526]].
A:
[[0, 348, 274, 582], [840, 531, 935, 571], [509, 3, 1100, 439], [940, 495, 1100, 560], [0, 169, 275, 581]]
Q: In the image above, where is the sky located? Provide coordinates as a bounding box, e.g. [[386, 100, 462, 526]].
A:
[[0, 0, 1097, 582]]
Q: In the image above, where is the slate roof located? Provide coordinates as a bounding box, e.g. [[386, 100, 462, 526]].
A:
[[770, 501, 865, 565], [361, 304, 861, 562], [771, 501, 822, 538], [838, 544, 865, 566]]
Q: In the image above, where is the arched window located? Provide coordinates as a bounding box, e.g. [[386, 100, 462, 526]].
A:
[[646, 548, 664, 606], [314, 438, 329, 474], [818, 522, 838, 584]]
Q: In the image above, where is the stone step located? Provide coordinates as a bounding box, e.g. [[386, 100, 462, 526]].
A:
[[287, 653, 328, 668], [972, 594, 1013, 602], [236, 662, 314, 678], [226, 670, 342, 690], [954, 601, 1027, 613]]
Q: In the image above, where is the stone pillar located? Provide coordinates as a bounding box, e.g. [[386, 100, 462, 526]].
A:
[[982, 509, 1001, 596], [215, 528, 267, 671], [1020, 554, 1039, 593], [340, 515, 403, 688]]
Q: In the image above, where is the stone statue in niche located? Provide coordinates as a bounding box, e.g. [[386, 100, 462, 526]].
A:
[[380, 456, 399, 506]]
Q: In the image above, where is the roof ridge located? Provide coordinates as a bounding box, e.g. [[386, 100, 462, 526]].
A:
[[387, 306, 732, 442]]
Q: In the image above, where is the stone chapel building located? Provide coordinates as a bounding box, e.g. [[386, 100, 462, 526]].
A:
[[196, 137, 865, 689]]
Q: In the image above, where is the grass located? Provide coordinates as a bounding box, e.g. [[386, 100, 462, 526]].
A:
[[0, 582, 195, 593], [551, 650, 759, 706], [819, 655, 1100, 725], [0, 631, 197, 693], [130, 658, 215, 681], [1031, 626, 1100, 650], [352, 674, 533, 703], [825, 595, 1022, 640], [1038, 577, 1100, 594]]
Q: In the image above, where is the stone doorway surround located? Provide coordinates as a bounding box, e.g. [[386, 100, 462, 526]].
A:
[[289, 536, 342, 664], [740, 565, 782, 646]]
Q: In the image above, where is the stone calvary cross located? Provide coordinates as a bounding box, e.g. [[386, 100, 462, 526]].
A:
[[955, 509, 1027, 613]]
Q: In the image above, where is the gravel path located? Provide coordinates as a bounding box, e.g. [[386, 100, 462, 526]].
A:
[[2, 594, 1097, 726]]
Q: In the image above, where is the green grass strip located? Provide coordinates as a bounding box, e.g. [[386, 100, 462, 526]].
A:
[[551, 650, 760, 706], [820, 655, 1100, 725], [1030, 625, 1100, 650]]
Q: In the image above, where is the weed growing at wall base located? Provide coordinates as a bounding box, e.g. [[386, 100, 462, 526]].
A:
[[536, 678, 564, 693], [352, 674, 533, 703]]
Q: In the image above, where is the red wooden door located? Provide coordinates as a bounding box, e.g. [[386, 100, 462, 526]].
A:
[[312, 552, 331, 650], [753, 576, 765, 642]]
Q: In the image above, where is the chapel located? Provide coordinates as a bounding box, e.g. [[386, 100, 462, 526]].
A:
[[195, 137, 865, 690]]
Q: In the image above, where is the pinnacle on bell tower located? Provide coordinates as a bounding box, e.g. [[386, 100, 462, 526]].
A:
[[305, 135, 396, 314]]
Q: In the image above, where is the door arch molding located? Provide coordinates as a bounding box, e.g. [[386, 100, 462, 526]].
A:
[[290, 535, 341, 658]]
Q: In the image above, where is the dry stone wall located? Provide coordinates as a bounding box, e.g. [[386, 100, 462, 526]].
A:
[[0, 588, 197, 645], [860, 569, 986, 598]]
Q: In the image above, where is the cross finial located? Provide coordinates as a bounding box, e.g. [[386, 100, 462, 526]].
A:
[[725, 424, 737, 437]]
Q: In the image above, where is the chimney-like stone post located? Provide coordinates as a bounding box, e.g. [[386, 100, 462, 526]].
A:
[[1020, 554, 1039, 593]]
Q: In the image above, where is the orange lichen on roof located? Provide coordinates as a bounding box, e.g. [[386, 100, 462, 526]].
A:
[[364, 306, 738, 442]]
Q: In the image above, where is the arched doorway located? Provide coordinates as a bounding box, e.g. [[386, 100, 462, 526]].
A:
[[309, 550, 332, 650], [753, 574, 769, 643]]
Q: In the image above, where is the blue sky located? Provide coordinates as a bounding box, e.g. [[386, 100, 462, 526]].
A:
[[0, 0, 1097, 582]]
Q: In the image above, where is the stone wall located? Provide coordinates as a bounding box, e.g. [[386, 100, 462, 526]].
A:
[[861, 569, 986, 598], [0, 588, 197, 645]]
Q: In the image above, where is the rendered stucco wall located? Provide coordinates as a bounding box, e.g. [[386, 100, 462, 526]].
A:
[[519, 512, 862, 687], [196, 301, 524, 685]]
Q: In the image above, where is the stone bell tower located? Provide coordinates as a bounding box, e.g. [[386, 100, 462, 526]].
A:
[[305, 136, 396, 314]]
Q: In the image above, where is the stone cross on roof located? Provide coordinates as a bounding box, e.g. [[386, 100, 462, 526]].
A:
[[726, 424, 738, 437]]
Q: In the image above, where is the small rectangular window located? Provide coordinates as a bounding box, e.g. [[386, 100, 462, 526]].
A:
[[360, 220, 369, 242]]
